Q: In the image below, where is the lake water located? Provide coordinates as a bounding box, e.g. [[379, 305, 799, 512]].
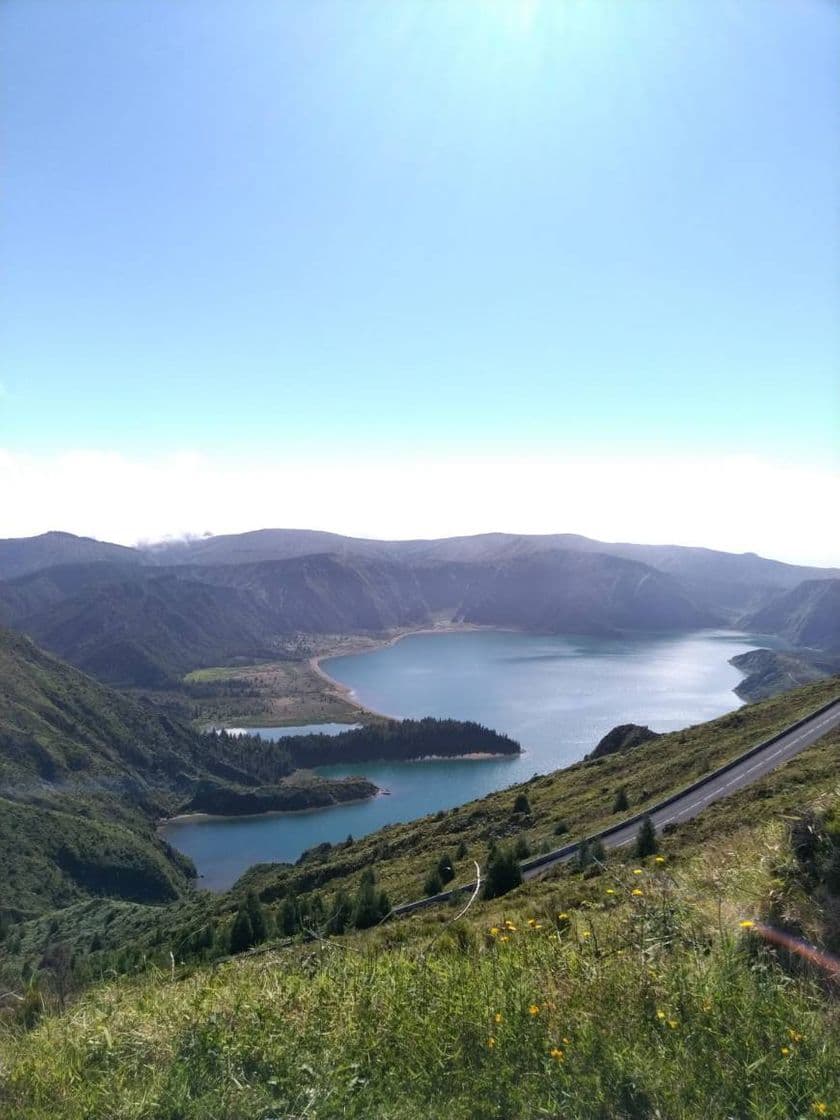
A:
[[220, 723, 361, 738], [162, 629, 763, 889]]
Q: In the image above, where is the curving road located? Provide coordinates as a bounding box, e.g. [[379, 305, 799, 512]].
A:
[[392, 695, 840, 916]]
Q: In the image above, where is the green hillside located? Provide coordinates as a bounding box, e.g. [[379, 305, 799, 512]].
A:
[[1, 676, 838, 1118], [0, 628, 368, 913]]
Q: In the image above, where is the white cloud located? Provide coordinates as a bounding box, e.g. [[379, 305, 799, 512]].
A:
[[0, 447, 837, 567]]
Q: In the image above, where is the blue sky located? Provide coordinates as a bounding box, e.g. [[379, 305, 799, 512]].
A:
[[1, 1, 838, 561]]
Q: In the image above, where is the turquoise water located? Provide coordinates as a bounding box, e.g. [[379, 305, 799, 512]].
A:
[[162, 629, 761, 889]]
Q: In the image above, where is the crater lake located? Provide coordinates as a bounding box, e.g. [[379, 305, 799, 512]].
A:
[[162, 629, 766, 889]]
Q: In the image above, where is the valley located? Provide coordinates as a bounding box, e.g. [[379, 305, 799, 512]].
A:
[[1, 528, 838, 1118]]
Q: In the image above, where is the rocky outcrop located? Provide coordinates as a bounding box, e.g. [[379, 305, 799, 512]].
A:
[[586, 723, 660, 760]]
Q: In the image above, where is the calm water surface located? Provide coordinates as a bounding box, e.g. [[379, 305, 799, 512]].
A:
[[163, 629, 762, 889]]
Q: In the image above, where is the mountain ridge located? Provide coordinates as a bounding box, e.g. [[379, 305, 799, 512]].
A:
[[0, 530, 837, 691]]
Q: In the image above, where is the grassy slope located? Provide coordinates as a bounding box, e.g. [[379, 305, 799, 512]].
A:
[[1, 680, 839, 1118], [235, 676, 840, 908], [0, 628, 374, 916]]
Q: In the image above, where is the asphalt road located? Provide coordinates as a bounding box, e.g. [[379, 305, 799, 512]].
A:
[[524, 695, 840, 879], [392, 695, 840, 915]]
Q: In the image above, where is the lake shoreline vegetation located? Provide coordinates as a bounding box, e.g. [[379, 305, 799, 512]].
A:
[[1, 535, 838, 1116], [179, 623, 762, 733], [1, 674, 839, 1118]]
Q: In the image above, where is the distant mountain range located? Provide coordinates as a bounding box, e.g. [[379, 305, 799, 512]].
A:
[[0, 529, 837, 688]]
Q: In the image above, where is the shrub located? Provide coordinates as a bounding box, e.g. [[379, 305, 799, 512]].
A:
[[424, 870, 444, 897], [437, 853, 455, 884], [513, 793, 532, 815]]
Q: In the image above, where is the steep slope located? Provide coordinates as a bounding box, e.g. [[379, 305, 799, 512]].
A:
[[2, 679, 839, 1120], [0, 628, 330, 912], [0, 551, 713, 688], [741, 579, 840, 652], [8, 571, 283, 686], [0, 531, 142, 581], [143, 528, 839, 617], [191, 553, 432, 632], [452, 551, 712, 632]]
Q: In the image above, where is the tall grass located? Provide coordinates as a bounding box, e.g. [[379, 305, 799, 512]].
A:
[[2, 860, 838, 1119]]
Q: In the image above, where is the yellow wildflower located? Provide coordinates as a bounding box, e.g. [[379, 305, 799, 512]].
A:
[[581, 930, 592, 939], [605, 888, 615, 895], [811, 1104, 828, 1116], [788, 1028, 805, 1043], [499, 935, 510, 943], [505, 921, 517, 931], [739, 920, 755, 930], [780, 1046, 790, 1057], [654, 855, 665, 863], [656, 1010, 666, 1020], [494, 1012, 503, 1024], [549, 1047, 564, 1061], [529, 1004, 540, 1016], [667, 1020, 679, 1030], [489, 927, 500, 936], [562, 1037, 571, 1045], [558, 912, 569, 920], [632, 888, 643, 897], [633, 868, 643, 875], [487, 1037, 496, 1049], [534, 922, 543, 929], [528, 918, 536, 927]]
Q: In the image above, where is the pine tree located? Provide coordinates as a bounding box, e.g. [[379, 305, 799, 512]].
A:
[[483, 845, 523, 900], [635, 815, 658, 858], [612, 786, 629, 813], [229, 907, 254, 954], [352, 875, 379, 929], [575, 839, 592, 871], [279, 892, 299, 936], [327, 888, 352, 934], [246, 890, 268, 944]]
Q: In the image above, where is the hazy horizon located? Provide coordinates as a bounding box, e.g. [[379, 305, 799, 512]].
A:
[[6, 515, 839, 572], [2, 1, 838, 566]]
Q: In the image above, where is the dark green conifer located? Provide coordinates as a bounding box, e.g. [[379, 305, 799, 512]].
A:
[[635, 815, 658, 857], [437, 853, 455, 884], [612, 786, 630, 813], [246, 890, 268, 944], [229, 907, 254, 954], [483, 845, 523, 900]]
